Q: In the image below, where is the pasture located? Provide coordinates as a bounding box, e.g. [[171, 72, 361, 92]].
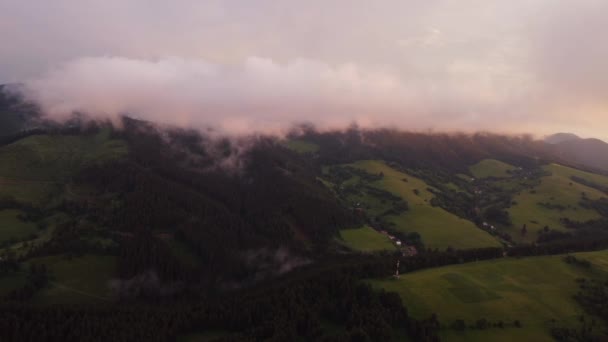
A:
[[469, 159, 516, 179], [284, 139, 319, 154], [348, 160, 500, 250], [507, 163, 608, 243], [0, 209, 38, 244], [29, 254, 117, 304], [0, 131, 127, 204], [338, 226, 396, 252], [370, 250, 608, 341]]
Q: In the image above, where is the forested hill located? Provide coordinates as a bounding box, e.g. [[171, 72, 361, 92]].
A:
[[4, 93, 608, 340]]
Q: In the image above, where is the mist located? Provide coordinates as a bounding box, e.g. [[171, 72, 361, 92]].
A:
[[22, 55, 527, 136], [2, 0, 608, 138]]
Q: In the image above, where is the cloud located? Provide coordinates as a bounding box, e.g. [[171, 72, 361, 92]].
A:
[[2, 1, 608, 138], [22, 55, 538, 135]]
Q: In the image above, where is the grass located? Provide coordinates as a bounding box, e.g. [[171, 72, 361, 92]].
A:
[[0, 272, 27, 297], [0, 130, 127, 204], [370, 250, 608, 341], [0, 213, 66, 257], [28, 254, 117, 304], [0, 209, 38, 244], [549, 163, 608, 188], [339, 226, 396, 252], [284, 139, 319, 154], [507, 163, 607, 243], [166, 236, 203, 268], [470, 159, 516, 179], [349, 160, 500, 250]]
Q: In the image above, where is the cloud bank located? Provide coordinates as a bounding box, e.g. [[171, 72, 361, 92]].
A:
[[2, 0, 608, 138], [23, 55, 532, 135]]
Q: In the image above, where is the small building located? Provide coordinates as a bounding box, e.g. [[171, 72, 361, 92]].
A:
[[395, 240, 402, 246], [403, 245, 418, 257]]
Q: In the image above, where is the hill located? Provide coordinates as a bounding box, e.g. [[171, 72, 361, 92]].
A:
[[2, 118, 608, 340], [469, 159, 516, 179], [545, 133, 581, 145], [544, 132, 608, 171], [370, 250, 608, 341], [353, 160, 501, 250], [553, 138, 608, 172], [506, 163, 608, 243]]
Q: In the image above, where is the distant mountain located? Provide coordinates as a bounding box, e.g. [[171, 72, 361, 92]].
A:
[[547, 133, 608, 171], [544, 132, 581, 144]]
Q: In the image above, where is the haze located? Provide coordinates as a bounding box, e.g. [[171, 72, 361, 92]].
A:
[[1, 1, 606, 138]]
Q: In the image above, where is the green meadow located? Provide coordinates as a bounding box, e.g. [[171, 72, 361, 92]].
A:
[[0, 209, 38, 244], [29, 254, 117, 304], [370, 250, 608, 341], [507, 163, 608, 243], [285, 139, 319, 154], [338, 226, 396, 252], [469, 159, 516, 179], [0, 131, 127, 204], [349, 160, 500, 250]]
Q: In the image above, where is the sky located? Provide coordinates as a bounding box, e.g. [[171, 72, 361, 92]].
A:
[[0, 0, 607, 138]]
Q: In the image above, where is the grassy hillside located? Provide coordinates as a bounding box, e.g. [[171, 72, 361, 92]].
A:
[[0, 130, 127, 204], [29, 255, 116, 304], [338, 226, 396, 252], [0, 209, 38, 245], [370, 250, 608, 341], [507, 163, 608, 243], [345, 160, 500, 250], [470, 159, 516, 179]]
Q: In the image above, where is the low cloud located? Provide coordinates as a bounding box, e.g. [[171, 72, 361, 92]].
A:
[[3, 1, 607, 138], [22, 56, 534, 136]]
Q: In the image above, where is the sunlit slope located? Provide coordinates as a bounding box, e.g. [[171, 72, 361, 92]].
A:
[[508, 163, 608, 243], [470, 159, 516, 179], [370, 250, 608, 342], [350, 160, 500, 250]]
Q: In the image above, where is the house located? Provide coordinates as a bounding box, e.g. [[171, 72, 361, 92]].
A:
[[395, 240, 402, 246], [402, 245, 418, 257]]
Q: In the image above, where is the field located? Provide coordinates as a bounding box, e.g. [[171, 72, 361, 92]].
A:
[[165, 235, 203, 268], [29, 254, 117, 304], [338, 226, 396, 252], [284, 139, 319, 154], [469, 159, 516, 179], [370, 250, 608, 341], [0, 130, 127, 205], [348, 160, 500, 250], [0, 272, 26, 297], [507, 163, 608, 243], [0, 209, 38, 244]]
